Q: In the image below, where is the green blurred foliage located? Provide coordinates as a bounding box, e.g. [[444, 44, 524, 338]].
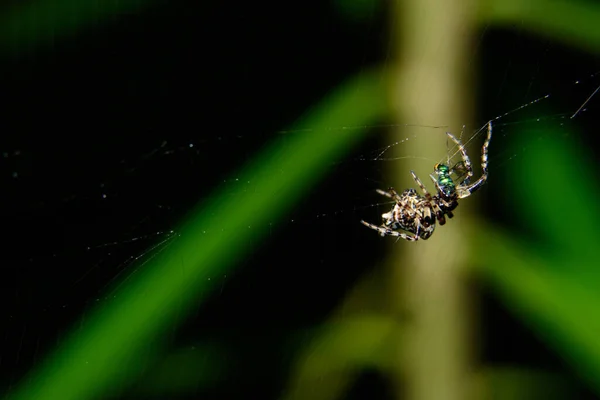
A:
[[333, 0, 380, 24], [282, 315, 398, 400], [130, 343, 228, 396], [0, 0, 148, 50], [484, 0, 600, 52], [5, 69, 388, 400], [472, 123, 600, 395], [474, 367, 573, 399]]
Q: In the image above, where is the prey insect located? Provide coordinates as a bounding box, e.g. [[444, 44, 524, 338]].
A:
[[360, 121, 492, 241]]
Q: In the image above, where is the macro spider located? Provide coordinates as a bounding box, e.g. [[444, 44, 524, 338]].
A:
[[360, 121, 492, 241]]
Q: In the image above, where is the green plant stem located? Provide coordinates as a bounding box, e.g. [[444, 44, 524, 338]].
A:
[[389, 0, 479, 399]]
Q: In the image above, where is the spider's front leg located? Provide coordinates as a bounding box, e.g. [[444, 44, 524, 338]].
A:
[[457, 121, 492, 198], [445, 131, 473, 183], [375, 187, 402, 203]]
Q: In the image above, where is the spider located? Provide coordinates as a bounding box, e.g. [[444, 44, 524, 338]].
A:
[[360, 121, 492, 241]]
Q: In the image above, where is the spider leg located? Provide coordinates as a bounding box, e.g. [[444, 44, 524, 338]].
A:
[[450, 161, 470, 185], [360, 220, 419, 241], [457, 121, 492, 198], [409, 170, 448, 225], [424, 201, 446, 225], [445, 131, 473, 183], [410, 170, 430, 196], [375, 188, 393, 199], [376, 187, 402, 203], [409, 171, 435, 225]]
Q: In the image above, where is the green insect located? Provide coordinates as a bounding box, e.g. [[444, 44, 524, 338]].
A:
[[360, 121, 492, 241]]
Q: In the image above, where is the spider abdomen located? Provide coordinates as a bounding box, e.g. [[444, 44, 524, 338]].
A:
[[386, 190, 436, 239]]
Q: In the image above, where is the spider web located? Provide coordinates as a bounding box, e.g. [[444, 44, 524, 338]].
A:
[[0, 4, 599, 398], [293, 71, 600, 226]]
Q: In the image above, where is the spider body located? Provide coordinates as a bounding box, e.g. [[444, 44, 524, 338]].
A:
[[361, 121, 492, 241], [376, 188, 436, 241]]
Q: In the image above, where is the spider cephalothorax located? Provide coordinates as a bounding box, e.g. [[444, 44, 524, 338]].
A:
[[361, 121, 492, 241]]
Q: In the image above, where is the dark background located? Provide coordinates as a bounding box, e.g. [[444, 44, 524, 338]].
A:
[[0, 1, 599, 398]]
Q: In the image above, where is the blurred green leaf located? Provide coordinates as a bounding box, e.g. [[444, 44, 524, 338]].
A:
[[0, 0, 150, 51], [473, 124, 600, 394], [333, 0, 380, 24], [507, 126, 598, 264], [474, 229, 600, 392], [7, 68, 389, 400], [483, 0, 600, 52], [475, 367, 572, 399], [131, 343, 228, 396], [292, 315, 398, 374], [282, 314, 398, 400]]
